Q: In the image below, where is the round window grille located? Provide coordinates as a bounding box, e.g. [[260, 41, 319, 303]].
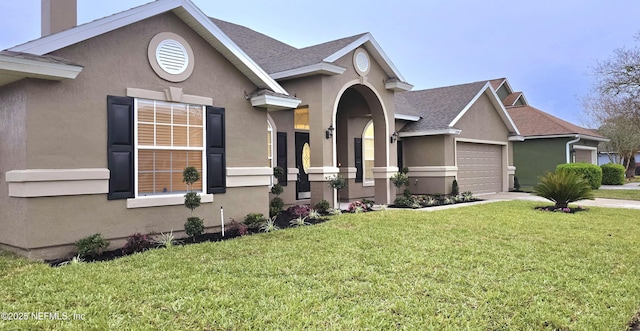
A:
[[355, 51, 369, 73], [155, 39, 189, 75]]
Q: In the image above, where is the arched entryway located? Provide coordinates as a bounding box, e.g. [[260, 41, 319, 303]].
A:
[[334, 84, 393, 204]]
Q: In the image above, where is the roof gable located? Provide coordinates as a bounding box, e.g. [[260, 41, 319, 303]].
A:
[[506, 105, 606, 140], [9, 0, 288, 95], [211, 19, 410, 85], [397, 81, 519, 136]]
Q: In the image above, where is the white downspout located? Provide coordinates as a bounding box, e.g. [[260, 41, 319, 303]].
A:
[[566, 135, 580, 163]]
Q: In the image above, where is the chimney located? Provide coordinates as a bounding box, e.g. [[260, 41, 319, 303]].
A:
[[41, 0, 77, 37]]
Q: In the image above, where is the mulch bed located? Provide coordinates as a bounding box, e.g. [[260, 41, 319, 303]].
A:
[[46, 209, 329, 267], [534, 206, 588, 214]]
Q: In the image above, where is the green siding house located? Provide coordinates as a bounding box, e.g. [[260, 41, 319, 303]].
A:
[[489, 79, 608, 189]]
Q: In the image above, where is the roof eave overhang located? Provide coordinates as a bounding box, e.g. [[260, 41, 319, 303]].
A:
[[250, 94, 301, 110], [399, 128, 462, 137], [394, 113, 420, 121], [9, 0, 289, 95], [520, 134, 610, 142], [0, 55, 83, 87], [508, 135, 525, 141], [270, 62, 346, 81], [385, 79, 413, 92]]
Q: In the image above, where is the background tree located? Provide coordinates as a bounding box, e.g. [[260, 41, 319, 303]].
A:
[[582, 32, 640, 177]]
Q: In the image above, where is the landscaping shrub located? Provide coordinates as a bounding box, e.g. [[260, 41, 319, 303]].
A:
[[270, 183, 283, 195], [314, 199, 331, 214], [244, 213, 267, 229], [514, 176, 521, 190], [287, 204, 311, 218], [556, 163, 602, 189], [273, 166, 285, 184], [75, 233, 109, 257], [122, 233, 153, 254], [269, 197, 284, 218], [601, 163, 625, 185], [327, 174, 347, 203], [183, 166, 203, 234], [534, 170, 594, 208], [347, 201, 367, 213], [184, 217, 204, 237], [451, 179, 459, 196]]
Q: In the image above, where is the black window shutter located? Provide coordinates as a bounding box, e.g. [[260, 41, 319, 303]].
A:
[[107, 95, 134, 200], [354, 137, 363, 183], [206, 106, 226, 194], [397, 140, 404, 171], [276, 132, 287, 186]]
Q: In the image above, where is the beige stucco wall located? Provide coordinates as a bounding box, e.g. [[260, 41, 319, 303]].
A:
[[3, 12, 270, 258], [0, 81, 28, 249], [279, 47, 397, 204], [399, 91, 514, 195]]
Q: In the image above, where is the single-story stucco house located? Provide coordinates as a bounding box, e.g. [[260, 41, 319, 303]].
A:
[[489, 79, 608, 189], [0, 0, 527, 259]]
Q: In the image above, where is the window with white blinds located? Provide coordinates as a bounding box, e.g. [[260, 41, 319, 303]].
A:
[[136, 99, 205, 196]]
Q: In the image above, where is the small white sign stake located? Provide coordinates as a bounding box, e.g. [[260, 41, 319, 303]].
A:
[[220, 206, 225, 237]]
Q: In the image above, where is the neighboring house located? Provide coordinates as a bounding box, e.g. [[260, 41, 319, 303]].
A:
[[0, 0, 416, 259], [394, 81, 521, 194], [491, 79, 609, 189]]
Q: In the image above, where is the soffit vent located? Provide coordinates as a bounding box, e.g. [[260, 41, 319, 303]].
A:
[[156, 39, 189, 75]]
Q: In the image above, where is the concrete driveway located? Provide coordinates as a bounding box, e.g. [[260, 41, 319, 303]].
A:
[[481, 192, 640, 210], [600, 182, 640, 190]]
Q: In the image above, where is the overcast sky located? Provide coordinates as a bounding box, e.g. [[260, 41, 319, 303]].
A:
[[1, 0, 639, 126]]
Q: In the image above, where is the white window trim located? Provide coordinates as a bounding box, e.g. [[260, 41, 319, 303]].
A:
[[131, 98, 208, 202], [267, 119, 275, 186], [363, 120, 375, 186], [573, 145, 598, 164]]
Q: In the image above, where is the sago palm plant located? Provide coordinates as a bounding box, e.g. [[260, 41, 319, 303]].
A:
[[533, 170, 594, 208]]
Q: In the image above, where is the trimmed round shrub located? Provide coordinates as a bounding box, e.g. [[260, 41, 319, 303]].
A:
[[270, 183, 283, 195], [556, 163, 602, 189], [184, 217, 204, 237], [601, 163, 625, 185]]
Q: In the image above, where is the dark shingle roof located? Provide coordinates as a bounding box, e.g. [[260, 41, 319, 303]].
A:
[[396, 81, 487, 132], [210, 17, 366, 74], [503, 92, 523, 106], [506, 105, 605, 138]]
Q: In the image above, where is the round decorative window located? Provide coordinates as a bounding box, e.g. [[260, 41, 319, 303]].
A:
[[148, 32, 195, 82], [353, 48, 370, 76]]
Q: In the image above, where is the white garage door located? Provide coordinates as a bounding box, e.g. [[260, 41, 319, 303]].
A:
[[457, 142, 502, 194]]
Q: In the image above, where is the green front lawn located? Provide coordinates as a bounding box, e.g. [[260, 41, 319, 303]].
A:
[[593, 189, 640, 201], [1, 201, 639, 330]]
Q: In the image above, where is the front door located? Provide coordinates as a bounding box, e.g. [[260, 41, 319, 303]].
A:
[[295, 132, 310, 199]]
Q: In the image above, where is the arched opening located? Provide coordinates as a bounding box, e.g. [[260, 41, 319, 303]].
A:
[[334, 84, 389, 203]]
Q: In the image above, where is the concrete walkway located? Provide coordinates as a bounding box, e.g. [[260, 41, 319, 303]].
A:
[[600, 183, 640, 190], [480, 192, 640, 210]]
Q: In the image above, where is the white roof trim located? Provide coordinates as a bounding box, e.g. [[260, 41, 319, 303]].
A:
[[448, 82, 521, 136], [399, 128, 462, 137], [385, 80, 413, 92], [270, 62, 346, 80], [0, 54, 82, 85], [520, 134, 609, 142], [322, 33, 409, 84], [394, 113, 420, 122], [9, 0, 288, 95], [250, 94, 301, 110], [508, 135, 525, 141]]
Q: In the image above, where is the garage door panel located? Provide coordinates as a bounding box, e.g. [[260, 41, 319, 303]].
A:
[[457, 142, 502, 194]]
